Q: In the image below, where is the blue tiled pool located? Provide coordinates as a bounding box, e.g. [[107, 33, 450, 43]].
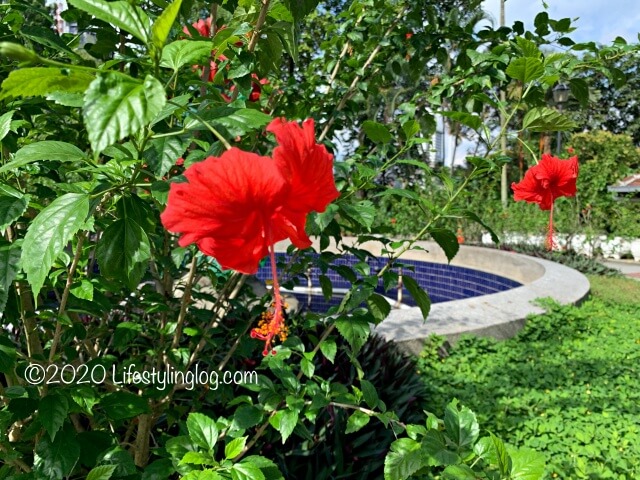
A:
[[256, 253, 522, 313]]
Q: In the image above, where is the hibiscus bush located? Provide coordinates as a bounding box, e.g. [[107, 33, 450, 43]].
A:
[[0, 0, 634, 478]]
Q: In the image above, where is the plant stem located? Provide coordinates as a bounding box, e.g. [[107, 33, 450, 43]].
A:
[[248, 0, 271, 53], [171, 255, 198, 349], [49, 233, 85, 363]]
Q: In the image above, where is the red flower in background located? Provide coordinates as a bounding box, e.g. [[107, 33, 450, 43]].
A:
[[183, 18, 267, 100], [511, 153, 579, 249], [160, 118, 339, 355]]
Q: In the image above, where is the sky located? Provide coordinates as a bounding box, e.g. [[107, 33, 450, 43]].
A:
[[481, 0, 640, 45]]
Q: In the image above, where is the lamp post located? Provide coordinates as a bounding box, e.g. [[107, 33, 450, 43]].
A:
[[553, 83, 570, 155]]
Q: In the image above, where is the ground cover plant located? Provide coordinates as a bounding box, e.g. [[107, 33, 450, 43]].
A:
[[0, 0, 638, 478], [417, 275, 640, 478]]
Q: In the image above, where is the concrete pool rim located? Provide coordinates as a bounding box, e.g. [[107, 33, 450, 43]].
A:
[[276, 237, 591, 355]]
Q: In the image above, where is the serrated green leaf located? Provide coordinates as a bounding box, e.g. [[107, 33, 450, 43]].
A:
[[318, 274, 333, 300], [232, 405, 262, 430], [375, 188, 422, 203], [362, 120, 392, 144], [444, 400, 480, 453], [0, 110, 14, 142], [429, 228, 459, 263], [224, 436, 246, 459], [0, 67, 95, 101], [319, 337, 337, 363], [490, 432, 511, 477], [68, 0, 150, 43], [1, 141, 88, 174], [187, 412, 219, 451], [151, 0, 182, 50], [83, 74, 166, 154], [345, 410, 370, 434], [0, 241, 20, 314], [160, 40, 213, 72], [569, 78, 589, 107], [522, 107, 576, 132], [231, 462, 265, 480], [21, 193, 90, 298], [340, 200, 376, 230], [34, 425, 80, 478], [96, 217, 150, 290], [460, 210, 499, 244], [144, 136, 186, 178], [87, 464, 117, 480], [384, 438, 424, 480], [282, 0, 319, 21], [39, 394, 69, 441], [185, 107, 271, 137], [402, 275, 430, 320], [421, 429, 460, 466], [269, 410, 297, 444], [70, 279, 93, 301], [509, 447, 545, 480], [300, 355, 315, 378], [335, 315, 370, 354], [21, 25, 79, 58], [516, 37, 542, 58], [101, 392, 149, 420], [367, 293, 391, 324], [442, 464, 476, 479], [506, 57, 544, 83]]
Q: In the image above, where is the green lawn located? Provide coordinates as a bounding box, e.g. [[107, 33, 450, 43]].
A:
[[417, 275, 640, 479]]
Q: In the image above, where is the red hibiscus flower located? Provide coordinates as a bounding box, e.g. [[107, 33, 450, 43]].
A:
[[511, 153, 579, 249], [160, 118, 339, 355]]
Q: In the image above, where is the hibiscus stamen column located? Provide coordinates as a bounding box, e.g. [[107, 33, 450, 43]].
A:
[[546, 204, 555, 250], [250, 231, 287, 356]]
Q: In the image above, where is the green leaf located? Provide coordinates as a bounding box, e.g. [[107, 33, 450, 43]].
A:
[[0, 67, 95, 101], [34, 424, 81, 478], [375, 188, 422, 203], [490, 432, 511, 477], [516, 37, 542, 58], [319, 274, 333, 300], [421, 429, 460, 466], [442, 464, 477, 479], [187, 412, 219, 451], [232, 405, 262, 430], [70, 279, 94, 301], [185, 107, 272, 138], [100, 392, 150, 420], [144, 136, 186, 177], [0, 335, 17, 374], [83, 74, 166, 154], [522, 107, 576, 132], [340, 200, 376, 230], [0, 189, 29, 231], [362, 120, 392, 144], [21, 193, 90, 298], [319, 337, 337, 363], [68, 0, 150, 43], [87, 465, 117, 480], [96, 217, 150, 290], [360, 379, 379, 409], [402, 275, 431, 320], [39, 394, 69, 441], [21, 25, 79, 58], [439, 111, 482, 131], [506, 57, 544, 83], [444, 400, 480, 453], [460, 210, 499, 244], [160, 40, 214, 71], [151, 0, 182, 50], [300, 355, 315, 378], [224, 436, 246, 459], [509, 448, 545, 480], [0, 110, 14, 142], [269, 409, 298, 444], [282, 0, 319, 21], [569, 78, 589, 107], [345, 410, 370, 434], [335, 315, 370, 354], [1, 141, 88, 174], [384, 438, 424, 480], [179, 451, 215, 466], [429, 228, 459, 263], [367, 293, 391, 324], [231, 462, 266, 480]]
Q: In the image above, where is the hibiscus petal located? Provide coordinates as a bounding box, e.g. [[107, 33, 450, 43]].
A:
[[160, 148, 288, 273]]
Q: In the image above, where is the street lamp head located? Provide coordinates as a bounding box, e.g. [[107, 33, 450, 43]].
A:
[[553, 83, 570, 104]]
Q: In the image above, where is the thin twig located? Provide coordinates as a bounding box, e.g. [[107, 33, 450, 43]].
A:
[[248, 0, 271, 53], [49, 233, 85, 363], [171, 255, 198, 349]]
